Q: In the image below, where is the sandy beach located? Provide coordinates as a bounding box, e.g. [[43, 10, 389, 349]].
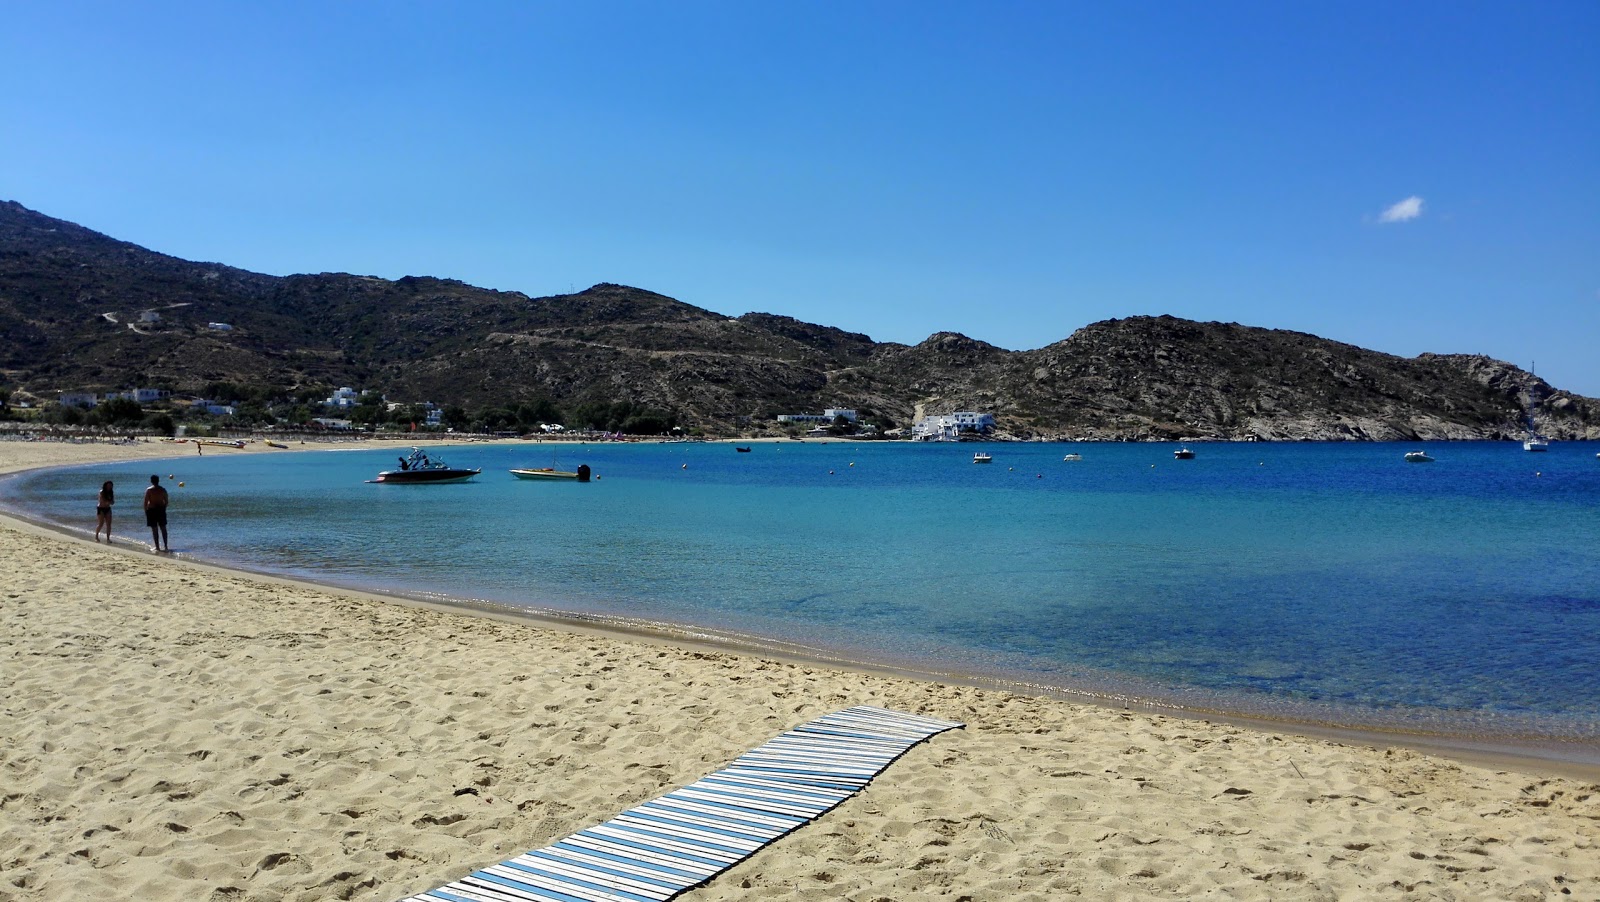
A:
[[1, 439, 1596, 901]]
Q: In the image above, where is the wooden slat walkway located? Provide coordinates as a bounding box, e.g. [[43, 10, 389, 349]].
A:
[[400, 705, 964, 902]]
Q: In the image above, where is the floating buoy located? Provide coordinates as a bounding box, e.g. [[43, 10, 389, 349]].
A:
[[681, 463, 687, 469], [849, 462, 854, 467], [1036, 474, 1042, 479], [177, 482, 185, 487], [829, 469, 835, 474]]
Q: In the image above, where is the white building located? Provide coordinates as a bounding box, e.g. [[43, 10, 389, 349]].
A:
[[103, 388, 170, 404], [207, 322, 233, 331], [139, 311, 161, 323], [190, 399, 236, 416], [912, 411, 996, 441], [324, 387, 361, 410], [58, 392, 98, 409], [777, 407, 857, 424]]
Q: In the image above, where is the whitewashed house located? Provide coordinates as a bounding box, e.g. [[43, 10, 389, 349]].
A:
[[912, 411, 996, 441], [777, 407, 857, 424], [324, 387, 361, 410]]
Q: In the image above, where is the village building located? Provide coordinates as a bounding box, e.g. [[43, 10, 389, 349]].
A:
[[324, 387, 361, 410], [911, 411, 996, 441], [777, 407, 858, 425]]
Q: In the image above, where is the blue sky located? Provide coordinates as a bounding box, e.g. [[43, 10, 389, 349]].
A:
[[5, 1, 1597, 394]]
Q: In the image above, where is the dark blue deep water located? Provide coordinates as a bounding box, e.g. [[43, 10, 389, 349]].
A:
[[7, 440, 1600, 739]]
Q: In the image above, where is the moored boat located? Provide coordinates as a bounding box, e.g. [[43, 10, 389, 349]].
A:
[[1523, 365, 1552, 451], [1173, 447, 1195, 460], [374, 447, 480, 484], [1404, 450, 1434, 463], [510, 464, 591, 482], [512, 447, 591, 482], [973, 452, 993, 463]]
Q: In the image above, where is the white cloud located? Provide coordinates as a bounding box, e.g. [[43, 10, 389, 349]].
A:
[[1378, 195, 1424, 223]]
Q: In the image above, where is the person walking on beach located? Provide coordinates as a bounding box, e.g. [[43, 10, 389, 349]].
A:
[[94, 480, 114, 542], [144, 474, 170, 552]]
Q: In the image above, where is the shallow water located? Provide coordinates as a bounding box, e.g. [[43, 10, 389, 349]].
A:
[[8, 440, 1600, 739]]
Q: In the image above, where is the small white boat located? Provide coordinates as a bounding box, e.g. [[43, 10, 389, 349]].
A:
[[510, 466, 590, 481], [1404, 450, 1434, 463], [1063, 453, 1082, 461], [1173, 447, 1195, 460], [973, 452, 993, 463], [511, 457, 592, 482], [511, 447, 592, 482]]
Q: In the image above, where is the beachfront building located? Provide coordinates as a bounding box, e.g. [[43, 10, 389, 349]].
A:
[[58, 392, 98, 409], [911, 411, 996, 441], [777, 408, 858, 425]]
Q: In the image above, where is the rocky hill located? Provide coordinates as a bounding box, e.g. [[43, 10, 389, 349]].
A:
[[3, 199, 1596, 440]]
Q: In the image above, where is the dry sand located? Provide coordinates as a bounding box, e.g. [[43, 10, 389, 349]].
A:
[[1, 439, 1596, 901]]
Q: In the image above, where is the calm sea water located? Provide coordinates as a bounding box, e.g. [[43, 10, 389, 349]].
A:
[[7, 440, 1600, 740]]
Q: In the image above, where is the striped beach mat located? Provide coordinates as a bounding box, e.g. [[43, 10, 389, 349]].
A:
[[400, 705, 965, 902]]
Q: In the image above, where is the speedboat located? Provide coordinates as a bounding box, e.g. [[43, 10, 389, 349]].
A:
[[1063, 453, 1082, 461], [1404, 450, 1434, 463], [973, 452, 993, 463], [374, 447, 480, 483], [1173, 447, 1195, 460]]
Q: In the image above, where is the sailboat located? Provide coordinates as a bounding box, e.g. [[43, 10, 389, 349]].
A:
[[1523, 365, 1551, 452]]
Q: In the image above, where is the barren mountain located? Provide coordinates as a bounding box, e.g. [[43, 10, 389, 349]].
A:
[[3, 199, 1595, 439]]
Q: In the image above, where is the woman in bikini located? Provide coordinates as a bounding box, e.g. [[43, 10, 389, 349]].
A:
[[95, 480, 115, 542]]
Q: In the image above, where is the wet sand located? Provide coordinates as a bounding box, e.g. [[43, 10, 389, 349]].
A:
[[2, 439, 1596, 901]]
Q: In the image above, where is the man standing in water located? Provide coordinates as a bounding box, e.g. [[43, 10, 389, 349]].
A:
[[144, 474, 170, 552]]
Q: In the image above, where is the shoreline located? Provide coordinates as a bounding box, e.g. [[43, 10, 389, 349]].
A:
[[4, 437, 1598, 900], [3, 437, 1597, 777]]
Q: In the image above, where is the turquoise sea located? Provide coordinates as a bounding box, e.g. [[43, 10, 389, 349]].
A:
[[6, 440, 1600, 743]]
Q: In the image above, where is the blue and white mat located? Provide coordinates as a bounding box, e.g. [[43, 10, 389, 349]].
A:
[[400, 705, 965, 902]]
